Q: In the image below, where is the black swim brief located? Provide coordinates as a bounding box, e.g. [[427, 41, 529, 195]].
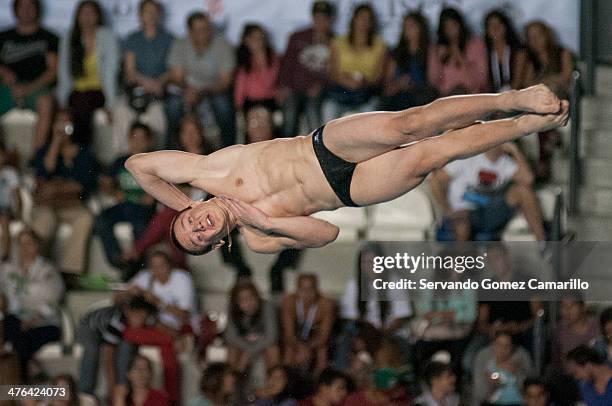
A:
[[311, 125, 359, 207]]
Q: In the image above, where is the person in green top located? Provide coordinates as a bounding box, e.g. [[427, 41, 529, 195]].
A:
[[94, 122, 155, 276]]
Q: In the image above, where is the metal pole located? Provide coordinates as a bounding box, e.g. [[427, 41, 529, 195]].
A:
[[568, 70, 581, 216], [581, 0, 596, 96]]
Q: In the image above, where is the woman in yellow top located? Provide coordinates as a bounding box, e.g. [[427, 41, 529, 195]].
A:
[[57, 0, 119, 145], [323, 3, 386, 122]]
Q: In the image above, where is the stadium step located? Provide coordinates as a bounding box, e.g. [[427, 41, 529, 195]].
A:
[[583, 128, 612, 159], [551, 155, 612, 189], [569, 215, 612, 240], [594, 64, 612, 97]]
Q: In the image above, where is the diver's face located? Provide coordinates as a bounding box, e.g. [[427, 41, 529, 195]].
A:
[[174, 200, 229, 252]]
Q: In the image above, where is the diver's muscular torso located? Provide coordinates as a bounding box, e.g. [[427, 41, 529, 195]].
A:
[[190, 134, 343, 217]]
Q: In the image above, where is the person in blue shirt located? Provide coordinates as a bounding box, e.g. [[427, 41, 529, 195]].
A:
[[567, 345, 612, 406], [112, 0, 174, 152]]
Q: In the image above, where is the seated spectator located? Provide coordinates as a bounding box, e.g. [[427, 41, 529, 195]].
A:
[[57, 0, 119, 145], [77, 295, 157, 400], [166, 12, 236, 148], [522, 21, 573, 98], [462, 247, 539, 376], [30, 109, 97, 275], [278, 1, 334, 137], [412, 250, 477, 379], [235, 23, 279, 143], [552, 293, 599, 370], [252, 366, 301, 406], [522, 21, 574, 182], [50, 374, 95, 406], [344, 338, 411, 405], [225, 280, 279, 373], [281, 273, 335, 376], [334, 242, 412, 371], [94, 122, 155, 277], [0, 141, 21, 259], [428, 7, 488, 96], [322, 3, 386, 122], [0, 227, 64, 382], [244, 104, 275, 147], [188, 362, 237, 406], [566, 345, 612, 406], [483, 10, 526, 92], [593, 307, 612, 364], [114, 354, 170, 406], [414, 361, 459, 406], [113, 0, 173, 152], [381, 11, 435, 111], [114, 250, 196, 404], [297, 368, 350, 406], [522, 378, 556, 406], [122, 115, 252, 276], [429, 142, 546, 242], [472, 332, 533, 406], [0, 0, 57, 150]]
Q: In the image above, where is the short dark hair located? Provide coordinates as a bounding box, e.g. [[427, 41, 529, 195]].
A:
[[523, 377, 548, 394], [187, 11, 208, 30], [318, 368, 352, 390], [200, 363, 232, 397], [138, 0, 161, 15], [147, 249, 173, 266], [125, 294, 157, 315], [18, 226, 42, 246], [13, 0, 42, 21], [297, 273, 319, 289], [129, 121, 153, 140], [566, 345, 606, 366], [312, 1, 334, 17], [422, 361, 453, 387], [129, 354, 153, 372], [600, 307, 612, 333], [169, 207, 212, 256]]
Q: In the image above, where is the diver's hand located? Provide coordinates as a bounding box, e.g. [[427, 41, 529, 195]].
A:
[[220, 196, 271, 232]]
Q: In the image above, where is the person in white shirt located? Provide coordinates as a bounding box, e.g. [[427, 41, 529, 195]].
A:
[[114, 249, 196, 404], [430, 142, 546, 241], [0, 227, 64, 382]]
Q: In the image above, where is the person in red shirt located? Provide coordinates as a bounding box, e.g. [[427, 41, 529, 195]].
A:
[[114, 354, 170, 406], [234, 24, 279, 143], [297, 368, 351, 406]]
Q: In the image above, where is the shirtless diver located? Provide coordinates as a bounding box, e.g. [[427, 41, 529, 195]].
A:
[[125, 85, 569, 255]]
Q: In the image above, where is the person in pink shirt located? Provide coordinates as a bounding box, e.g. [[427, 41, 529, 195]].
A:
[[234, 23, 280, 143], [428, 7, 489, 96]]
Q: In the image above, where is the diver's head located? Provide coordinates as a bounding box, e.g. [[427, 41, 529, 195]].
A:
[[170, 197, 236, 255]]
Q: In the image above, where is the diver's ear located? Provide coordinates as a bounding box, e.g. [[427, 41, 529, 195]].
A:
[[211, 240, 226, 251]]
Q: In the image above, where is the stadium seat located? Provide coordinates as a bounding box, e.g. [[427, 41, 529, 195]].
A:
[[366, 186, 435, 241], [0, 108, 36, 168], [311, 207, 367, 241]]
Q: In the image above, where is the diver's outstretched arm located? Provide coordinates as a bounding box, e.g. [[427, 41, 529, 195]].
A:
[[125, 150, 204, 211]]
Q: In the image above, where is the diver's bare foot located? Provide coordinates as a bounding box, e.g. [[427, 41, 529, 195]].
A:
[[517, 100, 569, 134], [505, 84, 561, 114]]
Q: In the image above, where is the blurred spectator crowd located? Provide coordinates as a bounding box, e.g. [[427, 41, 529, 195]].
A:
[[0, 0, 602, 405]]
